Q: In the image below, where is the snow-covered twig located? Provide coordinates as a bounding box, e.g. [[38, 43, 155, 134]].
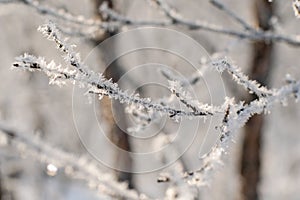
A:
[[168, 80, 222, 116], [12, 22, 215, 121], [185, 79, 300, 186], [13, 53, 212, 119], [212, 58, 273, 97]]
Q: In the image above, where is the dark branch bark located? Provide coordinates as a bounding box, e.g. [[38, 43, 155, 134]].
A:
[[240, 1, 274, 200], [92, 0, 134, 188]]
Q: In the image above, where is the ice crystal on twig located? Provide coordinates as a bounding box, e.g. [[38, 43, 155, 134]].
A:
[[13, 23, 214, 121]]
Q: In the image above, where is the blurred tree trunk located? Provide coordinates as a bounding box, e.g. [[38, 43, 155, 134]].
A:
[[240, 1, 274, 200], [92, 0, 133, 188]]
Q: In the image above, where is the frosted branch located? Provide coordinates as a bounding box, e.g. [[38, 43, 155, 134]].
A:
[[168, 80, 222, 117], [212, 57, 273, 97], [13, 51, 211, 120], [185, 79, 300, 186]]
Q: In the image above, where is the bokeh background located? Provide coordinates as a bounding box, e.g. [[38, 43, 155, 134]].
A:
[[0, 0, 300, 199]]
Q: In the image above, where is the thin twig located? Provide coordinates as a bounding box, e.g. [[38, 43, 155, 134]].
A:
[[2, 0, 300, 46], [185, 79, 300, 186], [209, 0, 254, 31], [101, 0, 300, 46]]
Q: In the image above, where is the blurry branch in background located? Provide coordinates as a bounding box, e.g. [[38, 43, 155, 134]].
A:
[[11, 22, 300, 193], [159, 67, 202, 87], [100, 0, 300, 46], [0, 0, 18, 3], [0, 0, 115, 38], [209, 0, 254, 31], [155, 135, 199, 199], [13, 0, 103, 26], [2, 0, 300, 45], [0, 122, 144, 200]]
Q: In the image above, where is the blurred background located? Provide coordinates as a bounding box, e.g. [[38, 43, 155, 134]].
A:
[[0, 0, 300, 199]]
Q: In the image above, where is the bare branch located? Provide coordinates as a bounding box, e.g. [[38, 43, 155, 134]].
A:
[[2, 0, 300, 46], [101, 0, 300, 46], [209, 0, 254, 31], [2, 0, 119, 32]]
